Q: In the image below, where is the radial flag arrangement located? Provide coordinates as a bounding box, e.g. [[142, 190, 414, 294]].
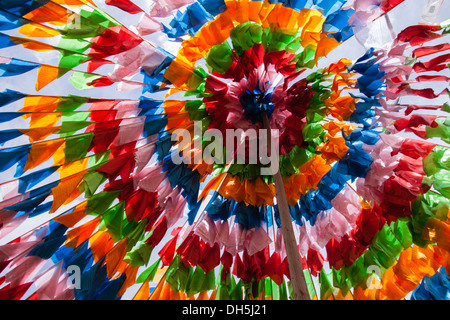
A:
[[0, 0, 449, 301]]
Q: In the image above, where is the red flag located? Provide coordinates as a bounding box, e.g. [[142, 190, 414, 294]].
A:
[[0, 283, 32, 300], [105, 0, 143, 14], [307, 249, 324, 277], [397, 25, 442, 46], [413, 43, 450, 58], [380, 0, 404, 12], [159, 235, 178, 267]]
